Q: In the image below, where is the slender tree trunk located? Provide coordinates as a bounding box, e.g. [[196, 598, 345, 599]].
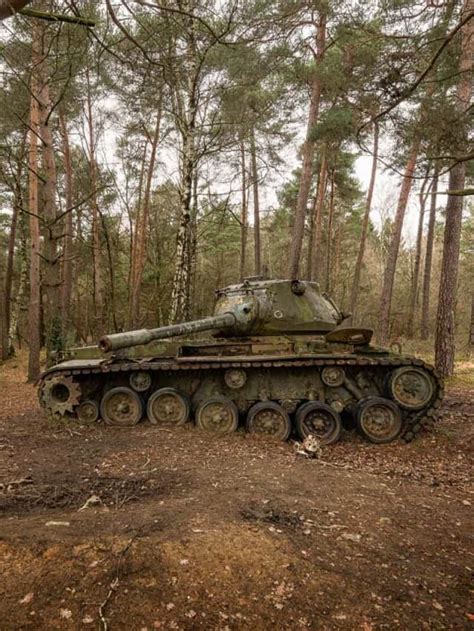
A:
[[239, 138, 247, 281], [27, 21, 41, 381], [333, 219, 343, 299], [39, 64, 62, 358], [250, 129, 261, 276], [309, 149, 328, 282], [85, 68, 105, 335], [349, 122, 379, 322], [435, 0, 473, 376], [325, 169, 335, 293], [420, 171, 439, 340], [469, 293, 474, 357], [8, 213, 28, 354], [128, 140, 147, 302], [58, 110, 74, 334], [287, 13, 326, 278], [170, 16, 198, 324], [1, 174, 21, 359], [187, 172, 199, 319], [378, 134, 421, 344], [305, 181, 319, 279], [129, 105, 161, 328], [407, 173, 430, 338]]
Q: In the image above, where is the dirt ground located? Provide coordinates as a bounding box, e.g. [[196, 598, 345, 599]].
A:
[[0, 355, 473, 630]]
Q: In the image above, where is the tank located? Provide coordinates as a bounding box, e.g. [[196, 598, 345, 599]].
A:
[[37, 278, 443, 445]]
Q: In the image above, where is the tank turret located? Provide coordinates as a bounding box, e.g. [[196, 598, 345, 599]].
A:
[[98, 279, 347, 353]]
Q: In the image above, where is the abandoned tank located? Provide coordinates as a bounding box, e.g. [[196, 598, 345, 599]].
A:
[[37, 278, 443, 445]]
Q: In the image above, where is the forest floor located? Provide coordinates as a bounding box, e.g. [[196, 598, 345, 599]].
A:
[[0, 353, 473, 630]]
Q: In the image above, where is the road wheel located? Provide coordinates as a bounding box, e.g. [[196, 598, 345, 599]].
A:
[[246, 401, 291, 441], [100, 387, 143, 426], [295, 401, 342, 445], [195, 397, 239, 434], [356, 397, 402, 444], [77, 400, 100, 423], [147, 388, 190, 426]]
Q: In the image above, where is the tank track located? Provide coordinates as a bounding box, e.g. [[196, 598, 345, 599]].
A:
[[39, 353, 443, 443]]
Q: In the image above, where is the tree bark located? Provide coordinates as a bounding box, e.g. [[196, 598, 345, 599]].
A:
[[27, 20, 41, 381], [349, 122, 379, 322], [469, 293, 474, 357], [129, 105, 161, 328], [8, 212, 28, 354], [85, 68, 105, 335], [239, 138, 247, 281], [250, 128, 261, 276], [435, 0, 473, 376], [407, 173, 430, 338], [325, 169, 335, 293], [420, 171, 439, 340], [309, 149, 328, 282], [287, 13, 326, 278], [58, 110, 74, 334], [1, 165, 22, 359], [0, 0, 31, 19], [170, 13, 198, 324], [378, 134, 421, 344], [39, 55, 62, 358]]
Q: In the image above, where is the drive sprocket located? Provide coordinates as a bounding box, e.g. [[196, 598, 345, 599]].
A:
[[39, 375, 81, 416]]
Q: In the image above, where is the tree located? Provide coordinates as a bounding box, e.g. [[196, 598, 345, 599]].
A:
[[287, 9, 326, 279], [435, 0, 473, 376], [27, 19, 41, 381]]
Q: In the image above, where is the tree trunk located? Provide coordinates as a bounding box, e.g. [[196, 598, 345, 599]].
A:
[[287, 13, 326, 278], [85, 68, 105, 335], [407, 173, 430, 338], [325, 169, 335, 293], [1, 171, 21, 359], [420, 171, 439, 340], [239, 138, 247, 281], [39, 59, 62, 359], [250, 129, 261, 276], [435, 164, 466, 375], [349, 122, 379, 322], [129, 105, 161, 328], [58, 110, 74, 334], [27, 20, 41, 381], [170, 16, 198, 324], [378, 134, 421, 344], [8, 212, 28, 354], [435, 0, 473, 377], [0, 0, 31, 19], [309, 149, 328, 282], [469, 293, 474, 357]]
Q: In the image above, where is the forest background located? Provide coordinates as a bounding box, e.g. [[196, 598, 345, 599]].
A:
[[0, 0, 472, 382]]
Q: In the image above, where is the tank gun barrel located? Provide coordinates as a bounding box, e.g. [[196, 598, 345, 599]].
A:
[[98, 313, 236, 353]]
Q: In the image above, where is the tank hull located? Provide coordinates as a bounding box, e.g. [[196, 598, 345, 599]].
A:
[[38, 349, 443, 444]]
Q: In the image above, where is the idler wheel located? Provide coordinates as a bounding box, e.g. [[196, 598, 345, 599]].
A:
[[100, 387, 143, 427], [77, 400, 100, 423], [356, 397, 402, 444], [246, 401, 291, 441], [295, 402, 342, 445], [195, 397, 239, 434], [388, 367, 435, 410], [147, 388, 190, 426]]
